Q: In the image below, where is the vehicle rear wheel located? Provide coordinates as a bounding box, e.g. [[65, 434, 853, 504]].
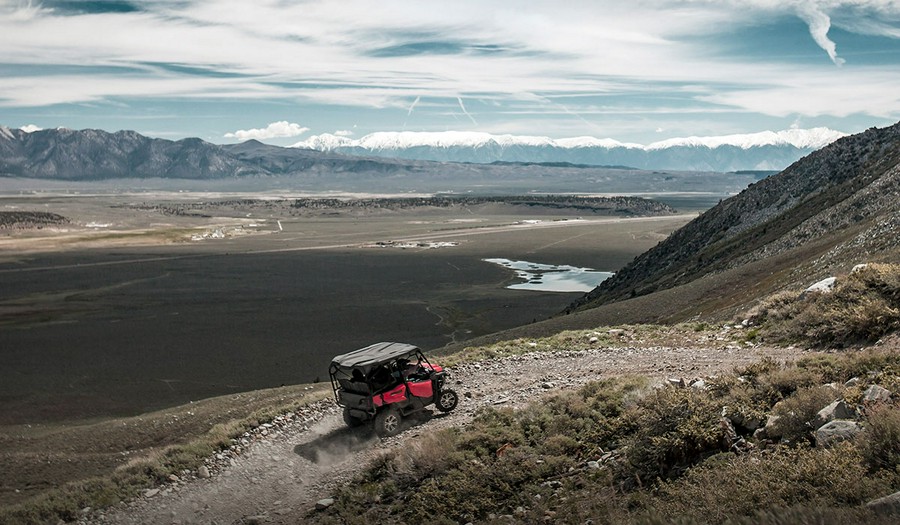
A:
[[436, 389, 459, 412], [374, 408, 402, 437], [343, 407, 365, 428]]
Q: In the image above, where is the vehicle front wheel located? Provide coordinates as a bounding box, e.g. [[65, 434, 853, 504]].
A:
[[435, 389, 459, 412], [343, 407, 365, 428], [374, 408, 403, 437]]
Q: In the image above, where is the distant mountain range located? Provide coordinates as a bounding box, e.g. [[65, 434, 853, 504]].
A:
[[0, 126, 427, 181], [291, 128, 847, 172], [0, 125, 765, 196]]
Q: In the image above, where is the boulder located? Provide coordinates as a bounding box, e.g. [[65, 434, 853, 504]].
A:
[[315, 498, 335, 511], [667, 378, 685, 388], [720, 418, 738, 448], [689, 379, 707, 390], [762, 414, 782, 439], [863, 385, 892, 405], [804, 277, 837, 294], [811, 400, 853, 430], [851, 263, 869, 273], [866, 490, 900, 516], [814, 420, 862, 448]]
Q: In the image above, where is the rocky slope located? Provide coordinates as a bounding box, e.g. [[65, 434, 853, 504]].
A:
[[573, 121, 900, 312]]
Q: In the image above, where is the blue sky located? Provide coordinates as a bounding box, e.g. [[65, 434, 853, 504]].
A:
[[1, 0, 900, 145]]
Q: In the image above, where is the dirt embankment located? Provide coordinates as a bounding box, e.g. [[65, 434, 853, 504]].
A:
[[83, 325, 804, 525]]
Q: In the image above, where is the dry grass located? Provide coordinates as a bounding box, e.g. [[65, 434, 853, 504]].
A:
[[311, 350, 900, 525], [751, 263, 900, 347], [0, 385, 330, 525]]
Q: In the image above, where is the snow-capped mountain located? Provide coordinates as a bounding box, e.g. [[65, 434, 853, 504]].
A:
[[291, 128, 846, 171]]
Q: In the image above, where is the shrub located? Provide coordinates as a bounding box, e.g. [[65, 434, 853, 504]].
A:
[[623, 387, 726, 484], [754, 263, 900, 347], [648, 443, 899, 523], [858, 404, 900, 473], [768, 385, 841, 444]]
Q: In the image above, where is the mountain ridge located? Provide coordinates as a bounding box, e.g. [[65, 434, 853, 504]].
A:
[[571, 121, 900, 314], [290, 128, 846, 171]]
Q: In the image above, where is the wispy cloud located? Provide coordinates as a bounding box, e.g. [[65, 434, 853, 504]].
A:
[[224, 121, 309, 140], [1, 1, 898, 139], [457, 97, 478, 125], [407, 96, 420, 117], [796, 4, 845, 66]]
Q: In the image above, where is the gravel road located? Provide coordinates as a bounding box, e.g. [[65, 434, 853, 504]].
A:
[[91, 330, 802, 525]]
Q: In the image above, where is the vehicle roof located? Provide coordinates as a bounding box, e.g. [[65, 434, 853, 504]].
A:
[[330, 342, 422, 371]]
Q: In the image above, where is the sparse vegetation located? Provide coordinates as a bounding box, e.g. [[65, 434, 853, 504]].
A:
[[311, 350, 900, 525], [751, 263, 900, 347], [0, 386, 330, 525]]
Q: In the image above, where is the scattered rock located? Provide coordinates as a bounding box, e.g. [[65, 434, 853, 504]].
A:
[[588, 337, 599, 344], [586, 461, 600, 470], [851, 263, 869, 273], [720, 418, 738, 448], [804, 277, 837, 294], [143, 488, 159, 498], [811, 400, 853, 430], [244, 515, 267, 525], [814, 420, 862, 448], [667, 378, 685, 388], [315, 498, 335, 511], [866, 490, 900, 516], [608, 329, 625, 337], [845, 377, 861, 387], [198, 466, 211, 479], [541, 382, 555, 389], [863, 385, 892, 405], [762, 414, 782, 439]]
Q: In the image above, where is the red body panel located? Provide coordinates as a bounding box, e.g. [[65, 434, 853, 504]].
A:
[[407, 380, 433, 398], [373, 384, 407, 407]]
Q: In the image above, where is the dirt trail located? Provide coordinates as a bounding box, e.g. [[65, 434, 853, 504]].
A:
[[92, 339, 802, 525]]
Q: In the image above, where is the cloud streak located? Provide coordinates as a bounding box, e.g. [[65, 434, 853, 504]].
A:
[[457, 97, 478, 125], [407, 96, 420, 117], [796, 4, 845, 66], [225, 121, 309, 140], [1, 1, 898, 140]]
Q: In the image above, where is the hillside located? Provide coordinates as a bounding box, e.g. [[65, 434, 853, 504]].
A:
[[571, 121, 900, 316]]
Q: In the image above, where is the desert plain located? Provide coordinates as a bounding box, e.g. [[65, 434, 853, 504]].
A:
[[0, 192, 705, 425]]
